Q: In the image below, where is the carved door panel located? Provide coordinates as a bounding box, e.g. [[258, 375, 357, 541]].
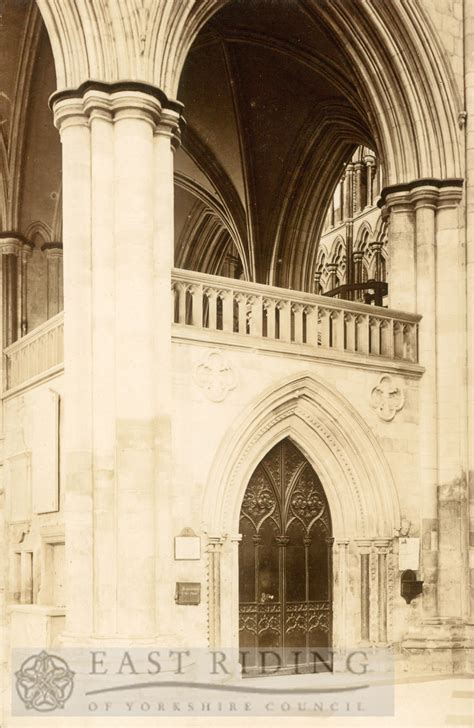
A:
[[239, 438, 332, 673]]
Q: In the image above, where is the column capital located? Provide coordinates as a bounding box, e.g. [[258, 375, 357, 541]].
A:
[[155, 107, 184, 151], [354, 538, 374, 553], [207, 534, 227, 548], [41, 242, 63, 259], [51, 80, 185, 146], [379, 178, 463, 212], [334, 538, 350, 548], [353, 250, 365, 262], [369, 240, 384, 252], [373, 538, 392, 550], [410, 185, 439, 210], [0, 233, 32, 256]]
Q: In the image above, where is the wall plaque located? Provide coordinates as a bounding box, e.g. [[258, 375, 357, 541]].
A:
[[175, 582, 201, 605], [398, 537, 420, 571], [174, 528, 201, 560]]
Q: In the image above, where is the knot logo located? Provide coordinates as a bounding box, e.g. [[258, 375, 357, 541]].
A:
[[15, 650, 74, 712]]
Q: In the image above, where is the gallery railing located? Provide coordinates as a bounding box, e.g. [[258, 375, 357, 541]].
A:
[[171, 269, 420, 364], [2, 270, 421, 391], [4, 311, 64, 391]]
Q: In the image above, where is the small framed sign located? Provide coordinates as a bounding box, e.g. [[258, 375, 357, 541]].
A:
[[175, 582, 201, 605], [398, 537, 420, 571], [174, 528, 201, 560]]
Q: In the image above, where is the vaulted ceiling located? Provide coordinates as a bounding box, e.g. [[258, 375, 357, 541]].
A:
[[175, 0, 375, 289], [0, 0, 378, 292], [0, 0, 61, 239]]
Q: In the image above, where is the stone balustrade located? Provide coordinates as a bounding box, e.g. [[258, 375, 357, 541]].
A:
[[4, 311, 64, 391], [1, 271, 421, 392], [172, 269, 420, 364]]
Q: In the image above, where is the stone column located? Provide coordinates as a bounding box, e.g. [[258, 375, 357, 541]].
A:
[[465, 0, 474, 624], [374, 540, 391, 644], [220, 534, 242, 656], [333, 540, 349, 651], [345, 221, 354, 290], [53, 95, 94, 640], [326, 263, 338, 291], [364, 154, 375, 207], [412, 187, 440, 528], [338, 175, 345, 224], [0, 236, 22, 346], [52, 82, 183, 643], [42, 243, 63, 318], [20, 243, 33, 336], [354, 161, 364, 213], [344, 163, 354, 220], [353, 251, 364, 285], [370, 241, 384, 282], [437, 481, 468, 619], [153, 107, 182, 643], [384, 180, 466, 624], [314, 271, 322, 295], [355, 540, 372, 642], [381, 192, 416, 312], [207, 535, 226, 648], [435, 187, 469, 620]]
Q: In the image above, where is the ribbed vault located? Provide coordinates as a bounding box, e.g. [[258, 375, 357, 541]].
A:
[[30, 0, 463, 291]]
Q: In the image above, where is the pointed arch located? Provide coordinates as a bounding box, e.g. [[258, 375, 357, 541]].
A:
[[202, 372, 400, 541], [355, 221, 373, 252], [24, 220, 52, 246]]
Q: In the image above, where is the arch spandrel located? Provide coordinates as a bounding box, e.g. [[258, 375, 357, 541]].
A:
[[202, 373, 400, 542]]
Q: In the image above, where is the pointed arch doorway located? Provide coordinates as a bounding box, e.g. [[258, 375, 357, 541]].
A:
[[239, 438, 333, 674]]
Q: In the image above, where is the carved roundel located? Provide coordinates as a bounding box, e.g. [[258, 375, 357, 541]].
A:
[[370, 374, 404, 422], [194, 349, 237, 403]]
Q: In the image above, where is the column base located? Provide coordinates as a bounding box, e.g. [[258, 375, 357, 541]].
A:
[[400, 619, 474, 675]]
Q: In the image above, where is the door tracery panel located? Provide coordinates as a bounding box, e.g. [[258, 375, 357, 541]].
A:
[[239, 438, 333, 672]]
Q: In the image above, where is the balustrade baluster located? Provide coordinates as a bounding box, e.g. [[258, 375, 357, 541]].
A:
[[171, 282, 178, 323], [345, 313, 356, 352], [380, 319, 394, 358], [369, 317, 381, 356], [331, 309, 345, 350], [221, 290, 234, 333], [319, 308, 330, 348], [305, 305, 318, 345], [177, 282, 186, 324], [190, 284, 203, 328], [278, 300, 291, 342], [235, 293, 247, 334], [207, 289, 218, 330], [292, 303, 304, 343], [250, 295, 263, 337], [408, 323, 418, 362], [393, 322, 404, 359], [264, 299, 276, 340], [356, 314, 369, 354]]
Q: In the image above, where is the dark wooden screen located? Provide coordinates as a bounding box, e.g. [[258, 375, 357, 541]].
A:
[[239, 438, 332, 672]]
